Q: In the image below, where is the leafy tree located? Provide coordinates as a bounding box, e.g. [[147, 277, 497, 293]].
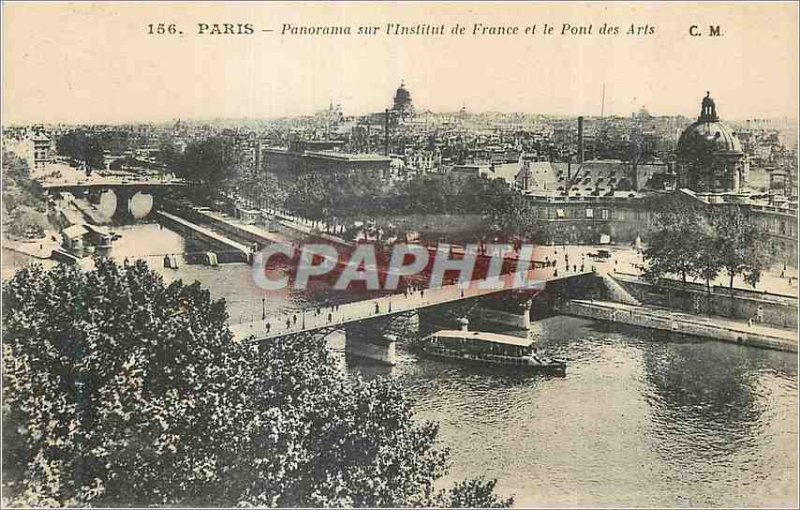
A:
[[692, 215, 722, 292], [178, 137, 238, 188], [3, 260, 512, 507], [2, 150, 44, 215], [712, 205, 772, 289], [55, 130, 105, 170], [2, 150, 48, 240], [238, 171, 289, 211], [643, 197, 711, 285]]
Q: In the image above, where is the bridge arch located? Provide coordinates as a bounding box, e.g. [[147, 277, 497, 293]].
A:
[[128, 191, 154, 219]]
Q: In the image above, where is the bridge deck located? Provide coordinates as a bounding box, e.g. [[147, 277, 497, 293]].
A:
[[41, 178, 187, 190], [231, 269, 592, 342], [155, 211, 251, 259]]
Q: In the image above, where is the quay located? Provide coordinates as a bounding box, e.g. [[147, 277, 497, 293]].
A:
[[191, 208, 301, 249], [154, 210, 251, 263], [562, 299, 798, 352]]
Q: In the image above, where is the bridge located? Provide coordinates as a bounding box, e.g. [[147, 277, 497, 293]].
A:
[[230, 268, 596, 364], [40, 176, 188, 193], [43, 176, 190, 221], [154, 211, 252, 264]]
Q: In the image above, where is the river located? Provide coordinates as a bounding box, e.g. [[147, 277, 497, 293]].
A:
[[6, 223, 797, 507]]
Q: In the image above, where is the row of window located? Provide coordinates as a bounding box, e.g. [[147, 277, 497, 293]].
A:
[[551, 208, 611, 220]]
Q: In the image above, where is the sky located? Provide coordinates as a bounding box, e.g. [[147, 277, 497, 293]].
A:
[[2, 2, 798, 124]]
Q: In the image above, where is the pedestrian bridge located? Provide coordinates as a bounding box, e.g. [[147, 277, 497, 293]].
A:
[[230, 269, 594, 343]]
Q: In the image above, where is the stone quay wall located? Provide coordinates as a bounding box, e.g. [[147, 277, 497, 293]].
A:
[[611, 273, 797, 330]]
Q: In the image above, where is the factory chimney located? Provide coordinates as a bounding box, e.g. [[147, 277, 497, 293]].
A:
[[578, 116, 585, 164], [384, 109, 390, 156]]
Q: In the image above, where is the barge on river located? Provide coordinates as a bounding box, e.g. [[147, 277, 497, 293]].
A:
[[413, 329, 566, 374]]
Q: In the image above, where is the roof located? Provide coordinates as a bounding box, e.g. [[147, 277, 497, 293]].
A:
[[432, 329, 533, 347], [677, 120, 742, 156], [62, 224, 88, 239], [304, 150, 390, 162], [83, 224, 111, 236]]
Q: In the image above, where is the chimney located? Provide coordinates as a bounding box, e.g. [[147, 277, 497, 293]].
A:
[[578, 116, 585, 164], [384, 109, 390, 156]]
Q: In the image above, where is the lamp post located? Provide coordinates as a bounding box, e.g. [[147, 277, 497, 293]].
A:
[[262, 297, 266, 320]]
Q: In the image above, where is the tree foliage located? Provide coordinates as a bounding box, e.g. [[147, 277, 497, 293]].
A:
[[177, 137, 238, 188], [643, 195, 771, 290], [271, 171, 549, 242], [643, 198, 714, 285], [711, 205, 772, 289], [3, 260, 512, 507], [2, 150, 48, 240], [55, 130, 106, 170]]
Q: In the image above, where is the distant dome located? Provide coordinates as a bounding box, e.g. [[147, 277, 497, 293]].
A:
[[394, 83, 411, 105], [393, 81, 413, 116]]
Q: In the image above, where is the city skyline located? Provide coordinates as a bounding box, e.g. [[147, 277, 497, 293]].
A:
[[3, 2, 798, 125]]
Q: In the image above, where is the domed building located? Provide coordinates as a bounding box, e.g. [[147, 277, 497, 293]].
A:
[[676, 92, 747, 193], [392, 81, 414, 119]]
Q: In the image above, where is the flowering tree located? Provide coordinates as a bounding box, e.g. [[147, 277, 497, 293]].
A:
[[3, 259, 511, 507]]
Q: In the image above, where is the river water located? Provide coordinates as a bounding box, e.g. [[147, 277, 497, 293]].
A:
[[7, 223, 797, 507]]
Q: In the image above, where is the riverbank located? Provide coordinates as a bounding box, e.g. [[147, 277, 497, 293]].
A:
[[561, 299, 798, 352]]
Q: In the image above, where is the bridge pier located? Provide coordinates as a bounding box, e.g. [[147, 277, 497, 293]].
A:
[[344, 316, 398, 366], [531, 273, 605, 318], [475, 292, 533, 330]]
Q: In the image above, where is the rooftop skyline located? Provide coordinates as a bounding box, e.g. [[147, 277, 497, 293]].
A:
[[3, 2, 798, 124]]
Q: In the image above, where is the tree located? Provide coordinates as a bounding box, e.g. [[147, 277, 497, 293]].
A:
[[55, 130, 105, 170], [712, 205, 772, 290], [177, 137, 239, 200], [2, 150, 48, 240], [643, 200, 709, 285], [3, 260, 512, 507], [692, 215, 722, 292]]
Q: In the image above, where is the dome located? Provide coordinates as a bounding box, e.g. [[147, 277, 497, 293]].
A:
[[675, 93, 746, 194], [393, 81, 412, 108], [677, 120, 742, 158], [677, 92, 742, 159]]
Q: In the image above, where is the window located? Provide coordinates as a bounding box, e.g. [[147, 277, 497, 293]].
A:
[[601, 209, 610, 220], [585, 208, 594, 219], [556, 209, 565, 219]]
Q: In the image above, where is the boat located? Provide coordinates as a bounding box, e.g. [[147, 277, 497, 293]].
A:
[[412, 328, 566, 374]]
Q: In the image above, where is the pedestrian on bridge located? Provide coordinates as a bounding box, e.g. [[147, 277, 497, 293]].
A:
[[375, 302, 380, 314], [265, 322, 271, 333], [328, 312, 332, 323], [292, 314, 297, 326]]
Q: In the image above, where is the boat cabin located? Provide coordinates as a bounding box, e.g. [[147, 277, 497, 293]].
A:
[[429, 330, 534, 357]]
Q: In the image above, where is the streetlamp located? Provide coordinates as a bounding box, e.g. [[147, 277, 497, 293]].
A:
[[262, 297, 266, 320]]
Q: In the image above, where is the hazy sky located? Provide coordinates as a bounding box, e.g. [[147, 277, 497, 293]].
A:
[[3, 2, 798, 124]]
